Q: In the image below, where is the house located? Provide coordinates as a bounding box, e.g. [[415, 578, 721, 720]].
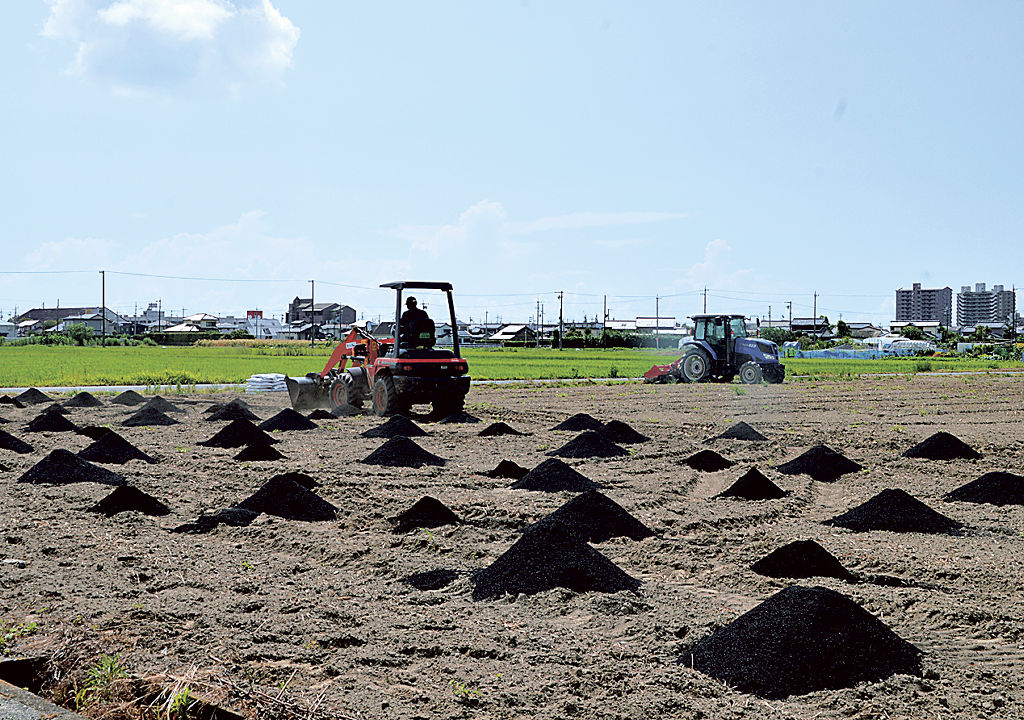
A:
[[245, 317, 285, 339], [58, 311, 128, 335], [164, 323, 200, 333], [0, 321, 17, 340], [279, 323, 313, 341], [791, 317, 834, 338], [845, 322, 885, 339], [889, 321, 942, 339], [489, 324, 537, 344], [286, 297, 356, 325], [183, 313, 219, 331], [17, 319, 41, 336]]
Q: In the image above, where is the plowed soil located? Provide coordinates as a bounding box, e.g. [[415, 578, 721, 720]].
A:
[[1, 375, 1024, 719]]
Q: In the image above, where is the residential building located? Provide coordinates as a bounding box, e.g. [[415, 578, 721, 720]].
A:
[[57, 311, 128, 334], [895, 283, 953, 326], [0, 321, 16, 340], [791, 317, 834, 337], [845, 322, 886, 339], [489, 324, 537, 344], [183, 313, 219, 331], [286, 297, 356, 325], [889, 320, 942, 338], [957, 283, 1016, 327], [14, 306, 125, 327], [245, 317, 285, 339]]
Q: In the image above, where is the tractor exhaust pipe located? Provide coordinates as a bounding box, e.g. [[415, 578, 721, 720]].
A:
[[285, 374, 330, 411]]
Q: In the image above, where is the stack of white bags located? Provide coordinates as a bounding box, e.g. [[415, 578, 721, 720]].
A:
[[245, 373, 288, 392]]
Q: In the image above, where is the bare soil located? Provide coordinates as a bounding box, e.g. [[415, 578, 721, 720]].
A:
[[2, 374, 1024, 719]]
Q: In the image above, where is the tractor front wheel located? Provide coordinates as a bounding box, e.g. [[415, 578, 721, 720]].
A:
[[680, 350, 711, 383], [372, 375, 405, 416], [739, 362, 763, 384], [330, 373, 364, 411]]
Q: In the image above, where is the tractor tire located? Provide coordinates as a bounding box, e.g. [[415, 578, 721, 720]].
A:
[[679, 350, 712, 383], [372, 375, 405, 416], [329, 373, 364, 411], [739, 361, 763, 384]]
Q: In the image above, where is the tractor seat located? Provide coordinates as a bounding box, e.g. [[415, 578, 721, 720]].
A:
[[400, 317, 436, 349]]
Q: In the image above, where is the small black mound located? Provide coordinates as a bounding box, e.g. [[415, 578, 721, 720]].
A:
[[234, 443, 285, 461], [307, 409, 336, 421], [777, 445, 863, 483], [78, 432, 157, 464], [599, 420, 650, 444], [259, 408, 317, 432], [472, 520, 640, 601], [403, 569, 459, 590], [390, 496, 462, 533], [945, 471, 1024, 506], [903, 431, 981, 460], [331, 403, 364, 417], [269, 471, 319, 489], [122, 406, 180, 427], [484, 460, 529, 479], [89, 486, 170, 517], [361, 415, 426, 438], [206, 402, 261, 422], [511, 458, 600, 493], [825, 488, 963, 534], [716, 468, 788, 500], [199, 419, 277, 448], [110, 390, 146, 406], [437, 412, 480, 424], [15, 388, 52, 405], [530, 489, 655, 543], [751, 540, 856, 581], [26, 410, 78, 433], [204, 398, 253, 414], [235, 476, 337, 521], [709, 421, 768, 442], [63, 391, 104, 408], [0, 395, 26, 408], [76, 425, 115, 441], [683, 449, 734, 472], [548, 431, 629, 459], [0, 428, 34, 454], [41, 403, 69, 415], [361, 436, 445, 467], [551, 413, 604, 432], [172, 508, 259, 534], [17, 449, 126, 486], [685, 585, 922, 699], [478, 421, 524, 437], [140, 396, 185, 414]]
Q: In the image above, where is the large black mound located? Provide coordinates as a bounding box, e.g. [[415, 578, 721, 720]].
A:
[[551, 413, 604, 432], [199, 419, 277, 448], [598, 420, 650, 444], [89, 486, 170, 517], [361, 415, 426, 438], [777, 445, 863, 483], [715, 468, 788, 500], [234, 443, 285, 461], [78, 431, 157, 464], [269, 471, 319, 489], [307, 409, 336, 421], [548, 430, 629, 459], [140, 396, 185, 414], [234, 476, 337, 521], [361, 436, 445, 468], [76, 425, 115, 441], [0, 428, 34, 454], [259, 408, 317, 432], [472, 520, 640, 601], [484, 460, 529, 479], [26, 410, 78, 433], [17, 449, 126, 486], [110, 390, 146, 406], [511, 458, 600, 492], [172, 508, 259, 534], [825, 488, 962, 534], [207, 402, 261, 422], [685, 585, 921, 699], [903, 431, 981, 460], [437, 412, 480, 424], [945, 471, 1024, 506], [15, 388, 52, 405], [530, 489, 655, 543], [390, 496, 462, 533], [0, 395, 26, 408], [683, 449, 734, 472], [403, 569, 459, 590], [751, 540, 857, 581], [63, 392, 103, 408], [478, 421, 524, 437], [709, 421, 768, 442], [122, 406, 180, 427]]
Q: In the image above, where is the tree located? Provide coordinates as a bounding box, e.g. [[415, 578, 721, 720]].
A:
[[971, 325, 991, 342], [836, 320, 851, 337], [761, 327, 796, 344], [900, 324, 924, 341], [66, 323, 94, 346]]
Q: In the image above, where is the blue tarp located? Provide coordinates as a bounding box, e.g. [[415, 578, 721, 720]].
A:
[[782, 348, 926, 359]]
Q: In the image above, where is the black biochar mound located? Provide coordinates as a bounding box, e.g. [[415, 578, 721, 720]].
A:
[[751, 540, 857, 581], [484, 460, 529, 479], [390, 496, 462, 533], [89, 486, 170, 517], [777, 445, 863, 483], [140, 396, 185, 414], [17, 449, 126, 486], [234, 443, 285, 461], [945, 471, 1024, 506], [715, 468, 788, 500], [199, 419, 277, 448], [903, 431, 981, 461], [206, 402, 261, 422], [172, 508, 259, 534], [63, 392, 103, 408], [0, 428, 33, 454], [259, 408, 317, 432], [471, 520, 640, 601], [552, 413, 604, 432], [361, 415, 426, 438], [15, 388, 52, 405], [76, 425, 115, 441], [478, 422, 524, 437], [78, 432, 157, 464], [26, 410, 78, 433], [204, 398, 252, 414], [709, 421, 768, 442], [511, 458, 600, 493], [685, 585, 921, 699], [599, 420, 650, 444], [437, 412, 480, 424], [0, 395, 26, 408], [361, 436, 445, 468], [403, 569, 459, 590], [269, 471, 320, 489], [530, 489, 655, 543], [824, 488, 963, 534], [683, 449, 735, 472], [234, 475, 337, 521], [307, 409, 335, 421], [331, 403, 363, 417], [549, 430, 629, 459], [122, 406, 180, 427], [40, 403, 69, 416], [110, 390, 146, 406]]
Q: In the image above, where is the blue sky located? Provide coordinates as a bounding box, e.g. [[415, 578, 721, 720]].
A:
[[2, 1, 1023, 325]]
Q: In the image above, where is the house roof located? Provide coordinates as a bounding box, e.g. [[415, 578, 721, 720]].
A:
[[185, 313, 218, 322], [489, 324, 533, 341], [164, 323, 199, 332]]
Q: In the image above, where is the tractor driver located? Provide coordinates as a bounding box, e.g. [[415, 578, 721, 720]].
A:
[[400, 296, 429, 346]]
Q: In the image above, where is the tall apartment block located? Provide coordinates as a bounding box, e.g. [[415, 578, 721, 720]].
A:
[[895, 283, 952, 326], [957, 283, 1016, 326]]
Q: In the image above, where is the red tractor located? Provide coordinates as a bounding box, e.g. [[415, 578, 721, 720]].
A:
[[285, 281, 470, 416]]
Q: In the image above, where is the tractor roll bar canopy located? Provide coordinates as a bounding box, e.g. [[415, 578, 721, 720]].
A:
[[381, 281, 453, 291], [690, 314, 747, 320], [384, 280, 461, 358]]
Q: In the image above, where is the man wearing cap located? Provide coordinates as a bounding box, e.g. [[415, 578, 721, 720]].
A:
[[400, 296, 429, 346]]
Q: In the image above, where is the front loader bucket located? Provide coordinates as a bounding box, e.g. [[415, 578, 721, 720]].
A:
[[285, 375, 330, 411]]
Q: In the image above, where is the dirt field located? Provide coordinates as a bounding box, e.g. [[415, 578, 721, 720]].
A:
[[2, 374, 1024, 719]]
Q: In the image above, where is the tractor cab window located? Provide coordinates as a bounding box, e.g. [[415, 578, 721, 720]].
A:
[[694, 318, 724, 342], [730, 318, 747, 339]]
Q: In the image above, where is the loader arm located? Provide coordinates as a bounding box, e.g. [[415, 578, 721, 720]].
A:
[[319, 327, 378, 377]]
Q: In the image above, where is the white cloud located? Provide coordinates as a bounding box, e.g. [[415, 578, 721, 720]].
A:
[[42, 0, 300, 94], [507, 211, 686, 235]]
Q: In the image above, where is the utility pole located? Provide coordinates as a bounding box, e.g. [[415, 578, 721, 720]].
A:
[[768, 305, 772, 327], [558, 291, 564, 350], [536, 299, 541, 348], [100, 270, 106, 347], [787, 301, 792, 330], [813, 292, 818, 336], [158, 299, 162, 332], [309, 279, 315, 348], [703, 287, 708, 313], [602, 294, 607, 347], [655, 295, 660, 349]]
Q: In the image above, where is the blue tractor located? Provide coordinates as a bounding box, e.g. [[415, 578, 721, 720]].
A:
[[644, 314, 785, 384]]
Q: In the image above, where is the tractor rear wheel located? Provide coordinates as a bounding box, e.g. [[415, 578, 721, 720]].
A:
[[372, 375, 405, 416], [680, 350, 711, 383], [739, 362, 763, 384]]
